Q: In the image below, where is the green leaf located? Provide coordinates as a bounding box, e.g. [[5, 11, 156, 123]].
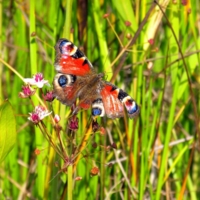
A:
[[0, 101, 17, 163], [111, 0, 137, 33]]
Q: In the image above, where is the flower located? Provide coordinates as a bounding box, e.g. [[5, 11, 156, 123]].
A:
[[75, 176, 82, 181], [31, 32, 36, 37], [19, 85, 36, 98], [148, 38, 154, 45], [43, 90, 54, 102], [92, 120, 99, 132], [28, 105, 51, 124], [187, 8, 191, 14], [54, 114, 60, 123], [125, 21, 131, 27], [28, 112, 40, 124], [34, 148, 41, 155], [181, 0, 187, 5], [24, 73, 49, 88], [111, 142, 117, 149], [103, 13, 109, 18], [99, 127, 106, 135], [90, 166, 99, 176], [126, 33, 132, 39], [147, 62, 153, 70], [92, 142, 98, 148], [68, 116, 79, 131]]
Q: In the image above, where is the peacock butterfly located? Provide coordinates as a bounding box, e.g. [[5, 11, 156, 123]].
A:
[[53, 39, 140, 119]]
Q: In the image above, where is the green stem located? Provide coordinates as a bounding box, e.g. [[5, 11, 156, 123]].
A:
[[30, 0, 37, 74], [155, 73, 180, 199], [63, 0, 73, 38], [68, 165, 73, 200]]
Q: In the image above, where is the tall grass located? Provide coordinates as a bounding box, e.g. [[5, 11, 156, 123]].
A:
[[0, 0, 199, 199]]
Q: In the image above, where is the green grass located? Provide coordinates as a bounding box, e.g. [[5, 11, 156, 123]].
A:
[[0, 0, 200, 199]]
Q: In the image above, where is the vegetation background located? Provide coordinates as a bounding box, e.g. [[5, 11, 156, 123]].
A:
[[0, 0, 199, 199]]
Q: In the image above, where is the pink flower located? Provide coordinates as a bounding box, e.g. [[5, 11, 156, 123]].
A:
[[148, 39, 154, 45], [181, 0, 187, 5], [125, 21, 131, 27], [43, 90, 54, 102], [19, 85, 36, 98], [28, 105, 52, 124], [24, 73, 49, 88], [68, 116, 79, 131]]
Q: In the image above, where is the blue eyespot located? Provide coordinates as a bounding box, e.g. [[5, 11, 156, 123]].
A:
[[92, 108, 102, 116], [59, 39, 71, 53], [59, 39, 69, 47], [58, 75, 67, 87], [128, 104, 139, 114]]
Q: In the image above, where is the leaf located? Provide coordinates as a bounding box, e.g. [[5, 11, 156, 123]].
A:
[[111, 0, 137, 33], [0, 101, 17, 163]]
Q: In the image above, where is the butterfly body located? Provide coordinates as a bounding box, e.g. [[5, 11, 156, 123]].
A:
[[53, 39, 140, 119]]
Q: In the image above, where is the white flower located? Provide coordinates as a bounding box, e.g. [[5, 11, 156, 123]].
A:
[[28, 106, 52, 124], [54, 114, 61, 123], [24, 73, 49, 88]]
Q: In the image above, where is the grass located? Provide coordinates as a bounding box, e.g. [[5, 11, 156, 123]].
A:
[[0, 0, 200, 199]]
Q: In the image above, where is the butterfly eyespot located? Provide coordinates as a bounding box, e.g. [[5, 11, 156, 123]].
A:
[[58, 74, 77, 87], [92, 98, 105, 117], [124, 99, 140, 117], [92, 107, 102, 116], [58, 75, 68, 87], [59, 39, 70, 48], [127, 102, 139, 114], [59, 39, 75, 55]]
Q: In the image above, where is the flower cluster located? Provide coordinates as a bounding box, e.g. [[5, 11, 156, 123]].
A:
[[19, 72, 103, 177], [19, 73, 53, 124], [19, 73, 50, 99], [24, 73, 49, 88], [28, 105, 51, 124]]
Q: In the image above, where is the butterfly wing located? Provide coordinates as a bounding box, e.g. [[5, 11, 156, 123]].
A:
[[54, 39, 94, 76], [53, 39, 96, 106], [53, 73, 81, 106], [91, 82, 139, 119]]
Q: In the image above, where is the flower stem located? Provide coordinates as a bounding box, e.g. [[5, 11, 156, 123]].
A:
[[68, 165, 73, 200], [73, 120, 93, 172]]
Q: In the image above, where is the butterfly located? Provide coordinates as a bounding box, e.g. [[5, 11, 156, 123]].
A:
[[53, 39, 140, 119]]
